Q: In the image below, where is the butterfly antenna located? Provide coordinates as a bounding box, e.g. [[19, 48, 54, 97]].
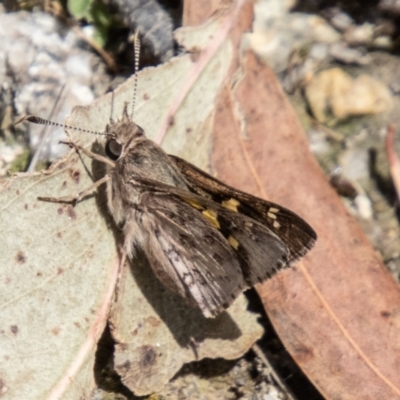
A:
[[131, 29, 140, 120], [15, 115, 108, 137]]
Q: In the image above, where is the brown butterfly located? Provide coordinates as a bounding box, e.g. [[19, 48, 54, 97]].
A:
[[19, 32, 316, 318]]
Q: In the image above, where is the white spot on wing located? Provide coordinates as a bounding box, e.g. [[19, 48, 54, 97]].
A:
[[157, 235, 206, 309]]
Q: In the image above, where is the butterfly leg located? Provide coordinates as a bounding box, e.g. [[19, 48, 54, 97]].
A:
[[60, 141, 115, 168], [38, 175, 110, 205]]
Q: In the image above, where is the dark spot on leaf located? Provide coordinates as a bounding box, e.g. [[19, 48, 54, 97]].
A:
[[381, 310, 391, 318], [62, 181, 67, 188], [57, 207, 63, 215], [140, 345, 157, 369], [57, 232, 62, 238], [190, 48, 201, 62], [57, 268, 63, 275], [52, 327, 61, 335], [16, 190, 20, 195], [186, 127, 192, 133], [74, 322, 81, 328], [168, 116, 175, 127], [131, 328, 138, 336], [0, 378, 6, 392], [69, 169, 80, 184], [10, 325, 18, 334], [146, 316, 161, 328], [143, 93, 150, 100], [15, 251, 26, 264], [67, 206, 76, 219], [58, 162, 66, 169], [119, 343, 129, 351], [24, 204, 28, 210], [293, 344, 314, 363], [36, 272, 42, 277]]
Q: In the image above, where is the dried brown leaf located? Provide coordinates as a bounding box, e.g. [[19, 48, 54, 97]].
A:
[[210, 48, 400, 399]]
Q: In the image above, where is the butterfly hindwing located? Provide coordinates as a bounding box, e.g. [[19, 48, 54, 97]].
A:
[[137, 191, 247, 317]]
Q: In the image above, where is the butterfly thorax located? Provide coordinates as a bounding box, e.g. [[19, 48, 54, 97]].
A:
[[106, 128, 190, 225]]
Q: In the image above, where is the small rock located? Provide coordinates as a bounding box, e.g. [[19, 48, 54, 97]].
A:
[[329, 42, 372, 65], [309, 42, 330, 60], [389, 80, 400, 94], [372, 35, 393, 49], [343, 23, 374, 45], [0, 143, 24, 176], [330, 171, 358, 199], [0, 11, 109, 167], [305, 68, 393, 122], [250, 12, 340, 74], [339, 145, 370, 182], [325, 8, 354, 32], [380, 0, 400, 15], [354, 194, 373, 220], [308, 128, 332, 156]]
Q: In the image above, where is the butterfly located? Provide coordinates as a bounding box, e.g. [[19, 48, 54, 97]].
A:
[[20, 31, 316, 318]]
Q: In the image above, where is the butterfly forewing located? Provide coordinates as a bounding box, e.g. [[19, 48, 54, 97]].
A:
[[169, 155, 317, 263]]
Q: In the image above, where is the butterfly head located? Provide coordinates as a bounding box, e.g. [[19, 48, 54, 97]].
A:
[[104, 103, 145, 162]]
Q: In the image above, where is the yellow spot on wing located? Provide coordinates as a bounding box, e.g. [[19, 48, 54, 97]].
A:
[[202, 209, 220, 229], [267, 212, 277, 219], [182, 197, 204, 210], [273, 220, 281, 229], [222, 198, 240, 212], [269, 207, 280, 213], [228, 235, 239, 250]]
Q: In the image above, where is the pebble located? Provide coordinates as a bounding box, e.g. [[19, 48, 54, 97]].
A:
[[343, 23, 374, 45], [329, 42, 372, 65], [0, 11, 109, 166], [354, 194, 373, 220], [305, 68, 393, 122], [250, 7, 340, 74]]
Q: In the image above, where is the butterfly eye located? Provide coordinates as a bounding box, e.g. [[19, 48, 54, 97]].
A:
[[106, 139, 122, 161]]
